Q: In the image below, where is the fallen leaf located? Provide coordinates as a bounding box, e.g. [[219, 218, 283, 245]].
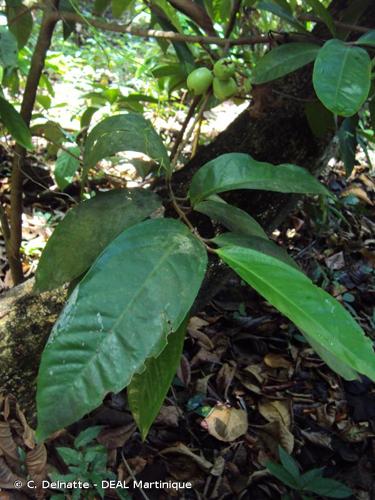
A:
[[0, 422, 19, 463], [256, 421, 294, 454], [98, 423, 136, 449], [26, 444, 47, 485], [341, 186, 373, 205], [202, 404, 248, 442], [160, 443, 213, 472], [258, 399, 292, 428], [264, 353, 292, 369]]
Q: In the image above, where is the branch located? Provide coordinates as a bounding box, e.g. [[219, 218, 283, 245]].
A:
[[52, 10, 273, 46], [298, 13, 369, 34], [166, 0, 217, 36], [8, 0, 59, 284], [225, 0, 242, 38]]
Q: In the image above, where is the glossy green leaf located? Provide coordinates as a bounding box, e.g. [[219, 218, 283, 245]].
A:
[[0, 96, 32, 149], [338, 115, 358, 176], [355, 30, 375, 47], [304, 101, 335, 138], [35, 189, 161, 292], [305, 0, 336, 36], [307, 477, 352, 498], [36, 219, 207, 441], [313, 39, 371, 117], [152, 0, 182, 32], [266, 461, 301, 489], [7, 5, 33, 48], [93, 0, 111, 15], [83, 113, 170, 178], [216, 245, 375, 381], [128, 317, 188, 439], [54, 147, 81, 190], [213, 233, 299, 270], [0, 27, 18, 68], [278, 446, 300, 480], [302, 330, 359, 380], [257, 1, 307, 32], [195, 199, 267, 239], [189, 153, 330, 205], [253, 43, 319, 85], [74, 426, 103, 449], [112, 0, 133, 18]]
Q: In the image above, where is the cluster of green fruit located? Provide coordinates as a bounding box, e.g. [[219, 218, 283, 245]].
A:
[[187, 59, 238, 101]]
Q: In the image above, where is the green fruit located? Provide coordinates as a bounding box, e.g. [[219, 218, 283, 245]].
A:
[[187, 67, 213, 95], [213, 77, 237, 101], [213, 59, 236, 80]]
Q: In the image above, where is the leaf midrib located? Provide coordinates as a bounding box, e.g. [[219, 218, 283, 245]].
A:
[[220, 250, 374, 376], [52, 236, 183, 394]]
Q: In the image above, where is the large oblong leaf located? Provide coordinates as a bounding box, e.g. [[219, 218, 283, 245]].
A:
[[83, 113, 171, 177], [355, 30, 375, 47], [305, 0, 336, 37], [213, 233, 299, 270], [253, 43, 320, 85], [216, 245, 375, 381], [36, 219, 207, 441], [313, 39, 371, 117], [35, 189, 161, 292], [189, 153, 330, 205], [128, 317, 188, 440], [195, 198, 267, 239], [0, 96, 32, 149]]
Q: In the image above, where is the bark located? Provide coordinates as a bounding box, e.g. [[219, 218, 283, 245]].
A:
[[0, 280, 66, 422]]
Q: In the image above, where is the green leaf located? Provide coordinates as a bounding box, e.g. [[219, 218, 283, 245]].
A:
[[216, 245, 375, 381], [305, 0, 336, 37], [300, 467, 324, 487], [152, 0, 183, 32], [54, 147, 81, 190], [0, 27, 18, 68], [80, 107, 99, 129], [257, 1, 307, 32], [304, 101, 335, 138], [301, 331, 359, 380], [57, 447, 82, 466], [355, 30, 375, 47], [213, 233, 299, 270], [36, 219, 207, 441], [195, 198, 268, 239], [93, 0, 111, 15], [83, 113, 171, 178], [278, 446, 301, 481], [6, 5, 33, 48], [0, 96, 32, 149], [128, 317, 188, 439], [338, 115, 358, 176], [74, 426, 103, 449], [35, 189, 161, 292], [112, 0, 133, 18], [306, 477, 352, 498], [313, 39, 371, 117], [188, 153, 330, 205], [253, 43, 320, 85], [266, 461, 301, 489]]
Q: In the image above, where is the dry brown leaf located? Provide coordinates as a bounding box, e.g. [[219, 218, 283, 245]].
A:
[[256, 421, 294, 454], [300, 429, 333, 449], [160, 443, 213, 472], [258, 399, 292, 428], [155, 405, 180, 427], [97, 423, 136, 449], [263, 353, 292, 369], [15, 405, 35, 450], [26, 444, 47, 484], [202, 404, 248, 442], [0, 457, 24, 489], [0, 422, 19, 463], [341, 186, 373, 205]]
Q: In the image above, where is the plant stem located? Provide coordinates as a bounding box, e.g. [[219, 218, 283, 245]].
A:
[[8, 0, 59, 284]]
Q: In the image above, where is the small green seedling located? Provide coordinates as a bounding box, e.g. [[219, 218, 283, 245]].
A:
[[49, 426, 124, 500], [266, 446, 352, 499]]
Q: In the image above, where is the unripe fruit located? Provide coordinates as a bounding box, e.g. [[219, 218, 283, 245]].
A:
[[213, 77, 237, 101], [187, 67, 213, 95], [213, 59, 236, 80]]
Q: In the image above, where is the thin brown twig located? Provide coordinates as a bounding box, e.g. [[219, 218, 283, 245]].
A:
[[170, 96, 200, 162], [225, 0, 242, 38], [298, 13, 369, 34]]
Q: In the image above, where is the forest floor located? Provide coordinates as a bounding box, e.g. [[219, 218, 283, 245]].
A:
[[0, 117, 374, 499]]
